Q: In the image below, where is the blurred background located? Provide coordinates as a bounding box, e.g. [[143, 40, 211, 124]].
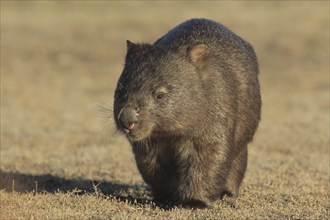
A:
[[1, 1, 329, 218]]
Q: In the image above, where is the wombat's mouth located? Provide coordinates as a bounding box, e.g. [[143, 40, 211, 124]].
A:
[[123, 121, 153, 142]]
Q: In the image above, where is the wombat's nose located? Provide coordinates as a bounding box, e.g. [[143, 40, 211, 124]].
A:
[[118, 107, 139, 130]]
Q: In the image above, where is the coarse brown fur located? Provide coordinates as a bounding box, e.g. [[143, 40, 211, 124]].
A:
[[113, 18, 261, 208]]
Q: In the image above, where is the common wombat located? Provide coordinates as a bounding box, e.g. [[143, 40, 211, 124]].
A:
[[113, 18, 261, 208]]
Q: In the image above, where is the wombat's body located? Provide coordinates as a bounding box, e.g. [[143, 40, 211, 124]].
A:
[[113, 18, 261, 208]]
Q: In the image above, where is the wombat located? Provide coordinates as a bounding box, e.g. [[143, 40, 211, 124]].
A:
[[113, 18, 261, 208]]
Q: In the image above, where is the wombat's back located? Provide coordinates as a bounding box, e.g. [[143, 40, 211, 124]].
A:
[[155, 18, 254, 57], [155, 18, 258, 74]]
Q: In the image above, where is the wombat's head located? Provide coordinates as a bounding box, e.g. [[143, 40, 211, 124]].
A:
[[113, 41, 210, 142]]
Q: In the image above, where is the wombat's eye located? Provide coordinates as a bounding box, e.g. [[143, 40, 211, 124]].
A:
[[155, 93, 165, 100], [154, 87, 168, 101]]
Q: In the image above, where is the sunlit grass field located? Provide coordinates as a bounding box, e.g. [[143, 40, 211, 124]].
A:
[[1, 1, 329, 219]]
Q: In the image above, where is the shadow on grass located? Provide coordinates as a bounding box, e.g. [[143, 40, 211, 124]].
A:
[[0, 171, 157, 207]]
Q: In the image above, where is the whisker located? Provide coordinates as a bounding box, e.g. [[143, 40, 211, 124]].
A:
[[93, 101, 122, 139]]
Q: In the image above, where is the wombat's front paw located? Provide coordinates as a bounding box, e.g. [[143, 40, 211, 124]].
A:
[[181, 199, 211, 209], [153, 195, 211, 209], [176, 193, 212, 209]]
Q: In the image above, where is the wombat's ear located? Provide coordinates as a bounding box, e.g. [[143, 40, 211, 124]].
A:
[[126, 40, 136, 52], [188, 44, 209, 69]]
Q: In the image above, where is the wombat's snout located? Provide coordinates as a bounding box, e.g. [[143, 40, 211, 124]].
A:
[[118, 107, 139, 130]]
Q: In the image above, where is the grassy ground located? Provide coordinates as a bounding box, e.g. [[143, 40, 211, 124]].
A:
[[1, 1, 329, 219]]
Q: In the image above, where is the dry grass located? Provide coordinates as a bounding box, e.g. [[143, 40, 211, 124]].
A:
[[1, 1, 329, 219]]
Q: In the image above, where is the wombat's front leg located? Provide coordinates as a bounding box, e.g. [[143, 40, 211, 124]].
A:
[[174, 141, 233, 208], [132, 140, 179, 202], [225, 144, 248, 197]]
